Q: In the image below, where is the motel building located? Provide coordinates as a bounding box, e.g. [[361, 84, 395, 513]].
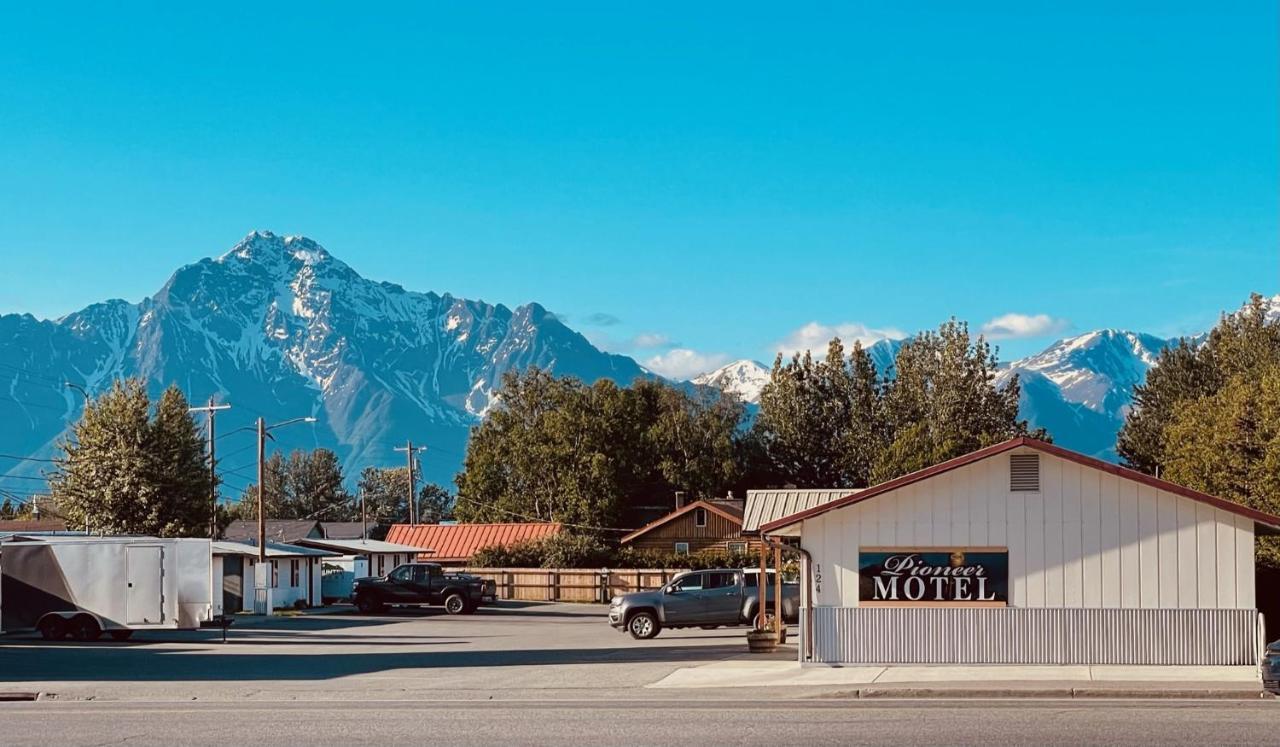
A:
[[758, 437, 1280, 666]]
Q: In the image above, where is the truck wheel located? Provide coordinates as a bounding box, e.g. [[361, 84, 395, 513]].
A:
[[356, 594, 382, 614], [109, 630, 134, 641], [627, 611, 660, 640], [443, 592, 469, 615], [699, 625, 720, 630], [69, 615, 102, 642], [39, 617, 67, 641]]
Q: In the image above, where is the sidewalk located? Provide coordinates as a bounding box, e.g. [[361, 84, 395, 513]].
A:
[[647, 659, 1270, 699]]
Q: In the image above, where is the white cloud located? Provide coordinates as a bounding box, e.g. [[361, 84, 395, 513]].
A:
[[774, 321, 907, 357], [630, 332, 673, 349], [980, 313, 1070, 340], [644, 348, 732, 380]]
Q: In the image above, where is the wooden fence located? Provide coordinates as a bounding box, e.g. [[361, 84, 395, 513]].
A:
[[457, 567, 690, 604]]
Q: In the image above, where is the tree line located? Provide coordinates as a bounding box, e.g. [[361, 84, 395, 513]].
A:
[[456, 319, 1040, 527]]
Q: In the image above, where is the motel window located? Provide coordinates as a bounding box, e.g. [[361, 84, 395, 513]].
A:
[[271, 560, 279, 588], [674, 542, 690, 556], [377, 555, 385, 576], [727, 542, 746, 555], [290, 559, 300, 587], [694, 508, 707, 527]]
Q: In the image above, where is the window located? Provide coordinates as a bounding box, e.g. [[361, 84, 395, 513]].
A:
[[670, 573, 705, 592], [290, 559, 300, 587], [270, 560, 279, 588], [694, 508, 708, 527], [674, 542, 690, 556], [727, 542, 746, 555], [744, 571, 777, 588], [412, 565, 432, 583], [377, 554, 385, 576], [1010, 453, 1041, 492], [389, 565, 413, 582], [705, 571, 738, 589]]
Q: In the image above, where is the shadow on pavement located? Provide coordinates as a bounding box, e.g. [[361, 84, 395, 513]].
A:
[[0, 642, 747, 682]]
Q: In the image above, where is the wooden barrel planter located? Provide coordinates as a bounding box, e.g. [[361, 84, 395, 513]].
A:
[[746, 629, 779, 653]]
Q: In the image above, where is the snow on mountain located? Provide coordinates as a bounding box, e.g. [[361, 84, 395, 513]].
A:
[[998, 330, 1170, 415], [0, 231, 648, 488], [692, 360, 771, 402]]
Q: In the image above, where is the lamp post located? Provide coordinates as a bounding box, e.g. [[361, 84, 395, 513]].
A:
[[255, 416, 316, 563]]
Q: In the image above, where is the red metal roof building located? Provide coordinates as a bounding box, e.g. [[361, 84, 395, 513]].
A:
[[385, 522, 563, 565]]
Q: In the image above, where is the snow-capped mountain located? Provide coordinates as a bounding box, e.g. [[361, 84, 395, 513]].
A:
[[0, 231, 647, 489], [693, 360, 771, 402]]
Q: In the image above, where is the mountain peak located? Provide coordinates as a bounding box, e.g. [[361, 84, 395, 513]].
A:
[[692, 359, 771, 402], [219, 230, 335, 269]]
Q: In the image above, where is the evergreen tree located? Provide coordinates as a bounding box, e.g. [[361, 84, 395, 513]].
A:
[[50, 379, 214, 536], [356, 466, 411, 524], [417, 483, 454, 523]]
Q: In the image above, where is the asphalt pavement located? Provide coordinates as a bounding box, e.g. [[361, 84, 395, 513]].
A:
[[1, 699, 1277, 746]]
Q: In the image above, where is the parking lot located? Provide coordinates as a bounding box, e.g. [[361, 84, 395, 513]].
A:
[[0, 602, 796, 702]]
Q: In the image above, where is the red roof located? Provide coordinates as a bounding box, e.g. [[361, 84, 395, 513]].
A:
[[384, 522, 563, 562], [759, 436, 1280, 534]]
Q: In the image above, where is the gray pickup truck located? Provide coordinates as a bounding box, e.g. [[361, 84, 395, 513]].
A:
[[608, 568, 800, 639]]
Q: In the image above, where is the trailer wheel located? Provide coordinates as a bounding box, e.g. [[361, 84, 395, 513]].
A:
[[38, 616, 67, 641], [69, 615, 102, 642], [109, 630, 133, 641]]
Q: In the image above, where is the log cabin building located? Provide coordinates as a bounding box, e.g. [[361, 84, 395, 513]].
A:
[[619, 497, 759, 556]]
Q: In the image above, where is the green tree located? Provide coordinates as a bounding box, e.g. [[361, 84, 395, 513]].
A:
[[455, 368, 749, 528], [873, 319, 1033, 482], [753, 338, 881, 488], [234, 448, 352, 521], [417, 482, 454, 523], [50, 379, 215, 536], [356, 466, 411, 524]]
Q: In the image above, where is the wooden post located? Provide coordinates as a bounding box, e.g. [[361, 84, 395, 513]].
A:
[[773, 543, 783, 634], [757, 543, 767, 630]]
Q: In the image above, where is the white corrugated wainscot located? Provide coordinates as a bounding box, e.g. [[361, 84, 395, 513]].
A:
[[763, 438, 1278, 666]]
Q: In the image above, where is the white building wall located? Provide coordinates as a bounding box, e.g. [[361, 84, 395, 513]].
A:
[[803, 448, 1257, 610]]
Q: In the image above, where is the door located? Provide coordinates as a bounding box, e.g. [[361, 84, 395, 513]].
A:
[[222, 555, 244, 614], [701, 571, 743, 623], [126, 545, 164, 625], [662, 572, 707, 624]]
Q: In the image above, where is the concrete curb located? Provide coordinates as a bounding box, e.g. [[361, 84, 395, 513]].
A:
[[817, 687, 1271, 700]]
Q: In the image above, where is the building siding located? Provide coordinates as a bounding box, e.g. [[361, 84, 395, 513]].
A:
[[802, 448, 1256, 610], [626, 509, 759, 554]]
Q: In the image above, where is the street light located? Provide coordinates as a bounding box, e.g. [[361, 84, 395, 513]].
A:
[[256, 416, 317, 562]]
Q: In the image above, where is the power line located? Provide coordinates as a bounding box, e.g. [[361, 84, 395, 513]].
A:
[[0, 474, 50, 482], [0, 453, 56, 463], [0, 394, 68, 412]]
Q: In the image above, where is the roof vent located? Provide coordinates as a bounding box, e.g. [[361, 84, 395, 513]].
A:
[[1010, 454, 1040, 492]]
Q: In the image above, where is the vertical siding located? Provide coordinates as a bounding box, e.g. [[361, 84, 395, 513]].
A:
[[812, 449, 1257, 611], [812, 607, 1259, 665]]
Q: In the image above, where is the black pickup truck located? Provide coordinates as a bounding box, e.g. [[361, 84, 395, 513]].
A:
[[352, 562, 495, 615]]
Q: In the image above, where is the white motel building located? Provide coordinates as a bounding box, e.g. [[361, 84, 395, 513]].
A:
[[756, 437, 1279, 666]]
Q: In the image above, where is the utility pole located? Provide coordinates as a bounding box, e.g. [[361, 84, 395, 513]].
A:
[[360, 484, 367, 541], [394, 441, 427, 524], [189, 398, 231, 539], [257, 417, 266, 564]]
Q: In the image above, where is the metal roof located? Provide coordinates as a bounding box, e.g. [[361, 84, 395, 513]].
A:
[[742, 488, 861, 533], [221, 519, 322, 544], [293, 538, 426, 555], [385, 522, 563, 562], [212, 540, 337, 558]]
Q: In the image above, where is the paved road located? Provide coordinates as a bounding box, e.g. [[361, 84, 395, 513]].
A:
[[0, 602, 796, 701], [1, 699, 1276, 746]]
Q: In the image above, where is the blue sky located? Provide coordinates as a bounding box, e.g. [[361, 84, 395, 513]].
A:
[[0, 3, 1275, 377]]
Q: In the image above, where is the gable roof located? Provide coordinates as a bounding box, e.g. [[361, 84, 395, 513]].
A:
[[319, 521, 369, 540], [742, 489, 859, 534], [293, 538, 425, 555], [620, 499, 745, 544], [222, 519, 322, 544], [212, 540, 337, 558], [385, 522, 563, 562], [759, 436, 1280, 534]]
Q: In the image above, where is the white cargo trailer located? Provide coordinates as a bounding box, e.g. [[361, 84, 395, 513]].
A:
[[0, 535, 212, 641]]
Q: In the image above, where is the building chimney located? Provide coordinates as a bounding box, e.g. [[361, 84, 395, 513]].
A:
[[675, 491, 686, 510]]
